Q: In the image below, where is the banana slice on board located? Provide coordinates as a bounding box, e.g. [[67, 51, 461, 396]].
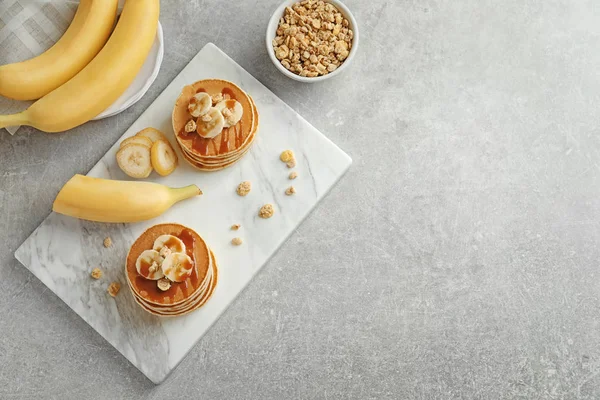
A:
[[116, 143, 153, 178], [120, 135, 152, 149], [153, 234, 186, 257], [161, 253, 194, 282], [151, 139, 178, 176], [136, 249, 165, 280], [188, 92, 211, 118], [196, 108, 225, 139], [214, 99, 243, 128], [135, 127, 168, 143]]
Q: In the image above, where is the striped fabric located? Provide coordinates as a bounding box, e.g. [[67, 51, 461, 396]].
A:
[[0, 1, 78, 134]]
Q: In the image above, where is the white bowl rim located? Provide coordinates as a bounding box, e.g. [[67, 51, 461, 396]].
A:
[[266, 0, 359, 83]]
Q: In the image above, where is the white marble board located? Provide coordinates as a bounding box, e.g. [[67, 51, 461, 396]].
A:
[[14, 43, 352, 384]]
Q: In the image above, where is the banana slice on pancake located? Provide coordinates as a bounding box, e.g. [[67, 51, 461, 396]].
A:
[[161, 253, 194, 282], [214, 99, 243, 128], [136, 250, 165, 280], [196, 108, 225, 139], [153, 234, 186, 257], [188, 92, 212, 118]]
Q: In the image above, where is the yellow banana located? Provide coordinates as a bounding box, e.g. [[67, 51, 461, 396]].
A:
[[53, 175, 202, 223], [0, 0, 160, 132], [0, 0, 118, 100]]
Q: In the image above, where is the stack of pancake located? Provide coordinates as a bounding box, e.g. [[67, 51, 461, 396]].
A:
[[172, 79, 259, 171], [125, 224, 218, 317]]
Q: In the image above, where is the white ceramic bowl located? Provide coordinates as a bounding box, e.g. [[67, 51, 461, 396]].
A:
[[266, 0, 359, 83]]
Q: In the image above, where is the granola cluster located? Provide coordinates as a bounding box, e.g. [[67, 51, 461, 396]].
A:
[[107, 282, 121, 297], [259, 204, 275, 219], [90, 268, 103, 280], [272, 0, 353, 77], [236, 181, 252, 196]]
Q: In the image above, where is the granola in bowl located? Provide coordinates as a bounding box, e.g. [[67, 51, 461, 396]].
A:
[[267, 0, 359, 82]]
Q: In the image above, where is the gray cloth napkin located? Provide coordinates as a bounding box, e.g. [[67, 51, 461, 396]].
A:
[[0, 0, 79, 134]]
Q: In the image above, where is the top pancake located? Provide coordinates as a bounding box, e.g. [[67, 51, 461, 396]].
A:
[[125, 223, 210, 306], [173, 79, 254, 158]]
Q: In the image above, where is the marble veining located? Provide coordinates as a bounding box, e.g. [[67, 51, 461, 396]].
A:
[[14, 43, 351, 384]]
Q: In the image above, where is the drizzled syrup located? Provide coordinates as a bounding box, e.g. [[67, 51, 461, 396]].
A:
[[134, 229, 198, 302], [177, 88, 245, 156]]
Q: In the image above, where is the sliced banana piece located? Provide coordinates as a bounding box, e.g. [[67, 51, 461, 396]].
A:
[[196, 108, 225, 139], [161, 253, 194, 282], [120, 136, 152, 149], [136, 249, 165, 280], [135, 127, 168, 143], [153, 234, 186, 258], [188, 92, 212, 118], [150, 139, 178, 176], [214, 99, 243, 128], [116, 143, 152, 178]]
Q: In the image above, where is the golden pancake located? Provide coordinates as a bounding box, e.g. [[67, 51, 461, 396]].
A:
[[131, 251, 213, 311], [180, 128, 255, 165], [173, 79, 254, 159], [132, 251, 219, 317], [128, 258, 211, 311], [178, 141, 251, 171], [177, 97, 258, 171], [126, 223, 211, 306], [134, 265, 216, 316], [177, 95, 259, 166]]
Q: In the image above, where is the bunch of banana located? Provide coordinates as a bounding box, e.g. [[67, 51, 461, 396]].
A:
[[53, 175, 202, 223], [0, 0, 160, 132], [0, 0, 118, 101]]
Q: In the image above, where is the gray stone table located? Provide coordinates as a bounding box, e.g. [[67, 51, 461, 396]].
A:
[[2, 0, 600, 398]]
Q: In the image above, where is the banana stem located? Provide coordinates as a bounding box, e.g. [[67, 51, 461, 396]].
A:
[[171, 185, 202, 203], [0, 112, 29, 129]]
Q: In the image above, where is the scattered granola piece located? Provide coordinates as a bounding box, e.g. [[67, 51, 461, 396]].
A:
[[231, 237, 243, 246], [231, 224, 241, 231], [107, 282, 121, 297], [285, 186, 296, 196], [236, 181, 252, 196], [280, 149, 295, 163], [157, 278, 171, 291], [90, 268, 102, 280], [289, 171, 298, 180], [259, 204, 275, 219], [103, 237, 112, 248], [286, 159, 296, 168]]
